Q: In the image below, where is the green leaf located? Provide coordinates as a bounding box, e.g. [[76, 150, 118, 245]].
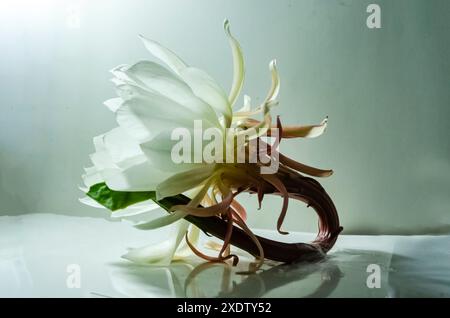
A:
[[86, 182, 190, 212], [86, 182, 156, 211]]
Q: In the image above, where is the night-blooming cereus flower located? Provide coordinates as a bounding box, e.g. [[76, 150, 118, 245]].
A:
[[80, 20, 331, 268]]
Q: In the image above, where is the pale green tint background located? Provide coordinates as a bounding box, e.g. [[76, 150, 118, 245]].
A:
[[0, 0, 449, 234]]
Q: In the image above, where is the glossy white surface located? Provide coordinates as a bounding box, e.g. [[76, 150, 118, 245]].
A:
[[0, 214, 449, 297]]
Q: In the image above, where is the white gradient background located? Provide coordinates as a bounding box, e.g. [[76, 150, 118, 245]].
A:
[[0, 0, 449, 234]]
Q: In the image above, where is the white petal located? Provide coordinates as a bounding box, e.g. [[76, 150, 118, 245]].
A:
[[116, 86, 217, 143], [242, 94, 251, 112], [100, 163, 171, 192], [79, 194, 161, 221], [122, 219, 189, 266], [232, 95, 252, 123], [100, 127, 147, 170], [122, 238, 176, 265], [89, 150, 116, 170], [89, 130, 146, 172], [139, 130, 200, 173], [173, 224, 200, 260], [88, 129, 171, 191], [265, 60, 280, 105], [139, 35, 187, 76], [179, 67, 232, 127], [79, 196, 105, 208], [156, 165, 216, 200], [134, 210, 187, 230], [110, 200, 161, 218], [110, 64, 129, 74], [282, 117, 329, 138], [114, 82, 138, 101], [224, 20, 245, 107], [110, 64, 134, 83], [110, 77, 126, 86], [81, 166, 103, 188], [120, 61, 220, 127], [103, 98, 123, 112]]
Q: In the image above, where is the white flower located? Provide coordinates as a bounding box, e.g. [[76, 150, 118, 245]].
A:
[[80, 20, 330, 267], [80, 20, 246, 265]]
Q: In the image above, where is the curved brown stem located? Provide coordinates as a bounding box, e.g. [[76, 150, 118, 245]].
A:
[[182, 167, 342, 264]]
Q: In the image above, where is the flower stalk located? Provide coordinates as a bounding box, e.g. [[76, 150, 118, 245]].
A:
[[181, 166, 342, 264]]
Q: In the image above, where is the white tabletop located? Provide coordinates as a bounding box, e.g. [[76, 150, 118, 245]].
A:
[[0, 214, 449, 298]]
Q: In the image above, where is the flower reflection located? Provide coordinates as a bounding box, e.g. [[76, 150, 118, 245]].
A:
[[107, 258, 342, 298], [185, 261, 343, 298]]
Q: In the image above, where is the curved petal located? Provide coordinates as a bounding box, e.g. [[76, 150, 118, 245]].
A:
[[139, 130, 204, 174], [232, 95, 253, 125], [233, 60, 280, 127], [235, 103, 271, 140], [261, 174, 289, 234], [224, 20, 244, 107], [94, 127, 147, 170], [279, 153, 333, 177], [122, 239, 176, 265], [138, 35, 187, 76], [236, 94, 251, 113], [88, 128, 174, 192], [110, 200, 161, 218], [179, 67, 232, 127], [230, 199, 247, 222], [103, 98, 123, 112], [81, 166, 103, 188], [122, 219, 190, 265], [99, 162, 172, 191], [281, 117, 328, 138], [78, 196, 104, 208], [134, 210, 187, 230], [173, 224, 200, 260], [116, 61, 220, 128], [116, 85, 217, 143], [264, 59, 280, 105], [156, 165, 216, 200], [89, 150, 116, 170], [138, 35, 231, 126]]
